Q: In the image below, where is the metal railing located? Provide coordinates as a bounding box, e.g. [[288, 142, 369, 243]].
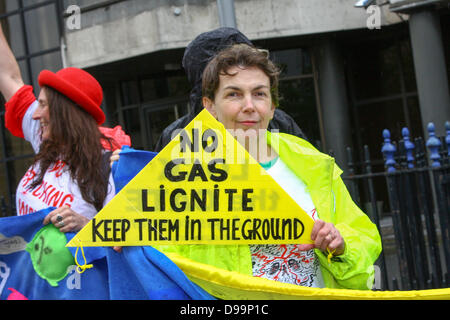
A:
[[343, 121, 450, 290]]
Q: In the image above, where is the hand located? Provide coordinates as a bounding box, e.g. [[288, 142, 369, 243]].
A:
[[298, 219, 345, 256], [110, 149, 121, 168], [43, 205, 89, 233]]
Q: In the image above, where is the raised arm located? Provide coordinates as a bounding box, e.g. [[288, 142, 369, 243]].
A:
[[0, 23, 24, 101]]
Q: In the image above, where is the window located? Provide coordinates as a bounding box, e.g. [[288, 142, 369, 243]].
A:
[[0, 0, 63, 216], [347, 38, 421, 159], [118, 72, 190, 150], [271, 48, 321, 148], [345, 36, 421, 216]]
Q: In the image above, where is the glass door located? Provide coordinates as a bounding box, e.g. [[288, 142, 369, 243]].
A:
[[142, 97, 189, 151]]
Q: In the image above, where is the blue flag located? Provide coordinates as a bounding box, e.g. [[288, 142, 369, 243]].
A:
[[111, 145, 157, 193], [0, 147, 214, 300], [0, 209, 213, 300]]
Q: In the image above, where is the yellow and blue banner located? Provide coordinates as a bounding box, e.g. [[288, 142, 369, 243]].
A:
[[0, 208, 213, 300]]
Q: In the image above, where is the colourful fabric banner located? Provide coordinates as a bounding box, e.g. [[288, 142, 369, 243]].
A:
[[0, 208, 213, 300], [3, 142, 449, 300]]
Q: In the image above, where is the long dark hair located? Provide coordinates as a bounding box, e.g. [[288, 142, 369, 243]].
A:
[[30, 86, 110, 211]]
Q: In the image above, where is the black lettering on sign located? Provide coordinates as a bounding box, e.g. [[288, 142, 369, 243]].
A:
[[135, 218, 146, 241], [134, 218, 180, 242], [92, 218, 105, 242], [231, 218, 240, 240], [159, 185, 165, 211], [142, 186, 257, 213], [142, 189, 155, 212], [190, 219, 201, 241], [164, 158, 186, 182], [168, 219, 180, 241], [92, 219, 131, 242], [293, 218, 305, 239], [202, 129, 218, 153], [270, 218, 282, 240], [242, 189, 254, 211], [214, 185, 219, 211], [179, 128, 199, 153], [164, 158, 227, 182], [188, 160, 208, 181], [170, 188, 187, 212], [184, 216, 202, 241], [219, 219, 230, 240], [179, 128, 219, 153], [190, 189, 206, 211], [103, 220, 112, 241], [207, 218, 219, 240], [208, 158, 227, 182], [112, 219, 131, 241], [185, 216, 190, 241], [224, 189, 237, 211]]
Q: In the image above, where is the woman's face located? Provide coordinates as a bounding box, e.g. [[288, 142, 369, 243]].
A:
[[33, 89, 51, 141], [203, 66, 275, 140]]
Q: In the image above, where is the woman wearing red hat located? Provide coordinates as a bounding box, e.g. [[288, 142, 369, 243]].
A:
[[0, 25, 116, 232]]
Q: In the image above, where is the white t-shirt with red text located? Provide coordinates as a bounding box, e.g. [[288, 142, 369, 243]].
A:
[[250, 157, 325, 288], [15, 100, 115, 219]]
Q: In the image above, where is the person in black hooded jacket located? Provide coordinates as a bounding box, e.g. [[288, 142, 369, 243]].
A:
[[154, 27, 307, 152]]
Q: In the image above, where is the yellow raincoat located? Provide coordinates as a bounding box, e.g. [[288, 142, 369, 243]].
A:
[[157, 132, 382, 295], [266, 132, 382, 289]]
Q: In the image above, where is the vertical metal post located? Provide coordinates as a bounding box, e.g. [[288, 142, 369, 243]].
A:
[[345, 147, 360, 205], [415, 137, 442, 287], [217, 0, 237, 28], [426, 127, 450, 280], [364, 145, 389, 290], [56, 0, 68, 68], [385, 170, 411, 290], [432, 167, 450, 280], [395, 152, 419, 289], [398, 139, 428, 290], [382, 129, 411, 290]]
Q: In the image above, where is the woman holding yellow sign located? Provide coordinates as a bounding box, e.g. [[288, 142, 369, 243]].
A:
[[109, 42, 381, 291], [191, 43, 381, 290]]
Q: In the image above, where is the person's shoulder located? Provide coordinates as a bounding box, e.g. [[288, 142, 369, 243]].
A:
[[270, 108, 308, 140], [155, 113, 197, 151], [271, 131, 320, 153], [4, 85, 37, 139], [162, 116, 189, 133], [270, 131, 342, 177]]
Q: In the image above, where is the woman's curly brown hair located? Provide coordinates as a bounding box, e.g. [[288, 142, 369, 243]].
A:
[[202, 43, 280, 107]]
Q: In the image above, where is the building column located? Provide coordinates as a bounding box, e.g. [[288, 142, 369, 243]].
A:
[[314, 38, 352, 171], [409, 9, 450, 137]]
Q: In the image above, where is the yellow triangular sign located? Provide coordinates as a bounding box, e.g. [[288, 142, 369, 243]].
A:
[[67, 109, 314, 247]]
